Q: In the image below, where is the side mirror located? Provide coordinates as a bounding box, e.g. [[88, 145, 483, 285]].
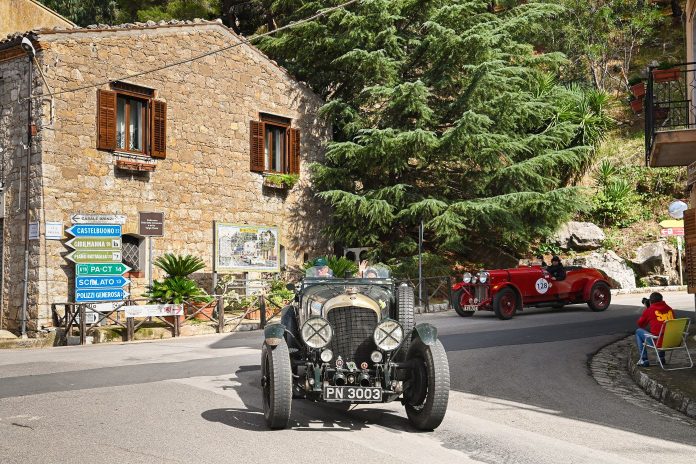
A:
[[286, 283, 296, 292]]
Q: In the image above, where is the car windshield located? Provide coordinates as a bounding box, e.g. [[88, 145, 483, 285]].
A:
[[305, 266, 333, 278], [304, 263, 391, 279]]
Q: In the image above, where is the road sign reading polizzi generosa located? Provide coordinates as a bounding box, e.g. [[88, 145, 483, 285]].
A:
[[76, 263, 130, 276], [71, 214, 126, 224], [66, 237, 121, 250], [75, 275, 130, 289], [67, 224, 121, 238], [75, 288, 129, 303], [67, 250, 122, 264]]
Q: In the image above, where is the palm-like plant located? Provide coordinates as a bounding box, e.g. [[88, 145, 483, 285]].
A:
[[144, 276, 210, 304], [154, 253, 205, 277]]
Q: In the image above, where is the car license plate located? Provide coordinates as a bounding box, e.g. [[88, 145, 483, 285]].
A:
[[324, 386, 382, 402], [462, 305, 478, 312]]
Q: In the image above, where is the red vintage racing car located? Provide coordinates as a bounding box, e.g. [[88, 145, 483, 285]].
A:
[[451, 264, 612, 320]]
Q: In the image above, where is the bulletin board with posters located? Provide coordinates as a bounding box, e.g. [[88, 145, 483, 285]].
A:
[[684, 209, 696, 293], [214, 223, 280, 273]]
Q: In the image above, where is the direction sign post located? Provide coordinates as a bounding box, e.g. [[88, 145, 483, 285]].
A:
[[71, 214, 126, 225], [76, 263, 131, 276]]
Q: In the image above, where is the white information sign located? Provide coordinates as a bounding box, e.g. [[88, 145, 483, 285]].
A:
[[28, 222, 39, 240], [45, 221, 64, 240], [71, 213, 127, 224], [122, 304, 183, 318]]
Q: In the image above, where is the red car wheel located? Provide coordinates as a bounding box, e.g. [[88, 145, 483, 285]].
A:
[[493, 287, 517, 320], [452, 289, 474, 317], [587, 282, 611, 312]]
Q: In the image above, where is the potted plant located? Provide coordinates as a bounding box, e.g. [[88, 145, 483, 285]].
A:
[[263, 173, 300, 189], [652, 63, 681, 83], [144, 254, 213, 322], [628, 76, 645, 99], [629, 95, 644, 114]]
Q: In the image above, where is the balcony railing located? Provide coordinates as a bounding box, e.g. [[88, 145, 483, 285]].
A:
[[644, 62, 696, 165]]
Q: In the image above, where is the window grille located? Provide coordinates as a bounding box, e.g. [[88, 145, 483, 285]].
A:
[[122, 235, 142, 271]]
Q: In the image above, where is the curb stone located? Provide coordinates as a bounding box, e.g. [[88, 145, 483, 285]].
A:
[[611, 285, 686, 295], [625, 339, 696, 419]]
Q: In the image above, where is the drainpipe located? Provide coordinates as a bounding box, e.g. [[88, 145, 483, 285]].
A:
[[20, 38, 35, 338]]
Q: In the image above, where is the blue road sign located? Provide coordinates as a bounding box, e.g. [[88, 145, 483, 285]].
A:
[[75, 275, 130, 289], [75, 288, 129, 303], [67, 224, 121, 238]]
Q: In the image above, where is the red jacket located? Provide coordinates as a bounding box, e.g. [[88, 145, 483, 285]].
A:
[[637, 301, 675, 347]]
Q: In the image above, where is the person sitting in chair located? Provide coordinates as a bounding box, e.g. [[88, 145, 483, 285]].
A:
[[546, 255, 566, 281]]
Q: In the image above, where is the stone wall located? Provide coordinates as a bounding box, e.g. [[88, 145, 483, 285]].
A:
[[0, 0, 74, 38], [0, 22, 331, 331]]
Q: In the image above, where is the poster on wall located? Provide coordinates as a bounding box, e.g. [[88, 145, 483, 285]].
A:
[[214, 223, 280, 273]]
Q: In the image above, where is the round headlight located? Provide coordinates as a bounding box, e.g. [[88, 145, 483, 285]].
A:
[[478, 271, 490, 284], [320, 349, 333, 363], [463, 272, 472, 283], [301, 317, 332, 349], [373, 319, 404, 352], [370, 350, 383, 363]]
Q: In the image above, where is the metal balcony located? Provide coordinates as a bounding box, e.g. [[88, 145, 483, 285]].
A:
[[644, 62, 696, 167]]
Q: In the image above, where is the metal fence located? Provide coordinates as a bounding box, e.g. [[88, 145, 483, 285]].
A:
[[51, 276, 455, 345], [645, 62, 696, 164]]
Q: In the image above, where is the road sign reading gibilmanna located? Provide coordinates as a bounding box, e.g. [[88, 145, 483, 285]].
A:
[[67, 250, 122, 263], [76, 263, 130, 276], [66, 237, 121, 250], [67, 224, 121, 237], [75, 275, 130, 289]]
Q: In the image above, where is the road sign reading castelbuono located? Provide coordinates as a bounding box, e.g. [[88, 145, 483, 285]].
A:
[[67, 224, 121, 237], [76, 263, 131, 276]]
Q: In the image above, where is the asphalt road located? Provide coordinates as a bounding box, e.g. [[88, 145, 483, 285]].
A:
[[1, 292, 695, 464]]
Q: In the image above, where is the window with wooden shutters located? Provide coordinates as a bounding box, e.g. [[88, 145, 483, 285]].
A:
[[250, 114, 300, 175], [151, 100, 167, 158], [97, 90, 117, 150], [96, 85, 165, 159]]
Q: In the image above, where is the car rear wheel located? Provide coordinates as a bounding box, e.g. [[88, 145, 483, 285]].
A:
[[397, 284, 415, 359], [493, 287, 518, 320], [405, 339, 450, 431], [587, 281, 611, 312], [452, 289, 474, 317], [261, 340, 292, 429]]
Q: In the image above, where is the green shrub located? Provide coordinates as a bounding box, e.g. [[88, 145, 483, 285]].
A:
[[154, 253, 205, 277], [144, 276, 211, 304]]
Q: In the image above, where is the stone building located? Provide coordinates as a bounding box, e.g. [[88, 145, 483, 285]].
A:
[[0, 0, 75, 38], [0, 19, 331, 332]]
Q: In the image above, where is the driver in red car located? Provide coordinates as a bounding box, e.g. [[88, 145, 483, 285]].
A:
[[546, 255, 566, 281]]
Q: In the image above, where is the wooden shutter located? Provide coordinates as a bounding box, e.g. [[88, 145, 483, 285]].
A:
[[97, 89, 117, 150], [250, 120, 265, 172], [151, 99, 167, 158], [684, 208, 696, 294], [288, 128, 301, 174]]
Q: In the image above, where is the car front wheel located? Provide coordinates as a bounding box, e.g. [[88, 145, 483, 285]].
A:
[[493, 287, 518, 320], [404, 339, 450, 431], [452, 289, 474, 317], [587, 281, 611, 312], [261, 340, 292, 429]]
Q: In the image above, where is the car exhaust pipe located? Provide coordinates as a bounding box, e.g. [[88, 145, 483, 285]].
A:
[[334, 371, 346, 386], [358, 372, 370, 387]]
